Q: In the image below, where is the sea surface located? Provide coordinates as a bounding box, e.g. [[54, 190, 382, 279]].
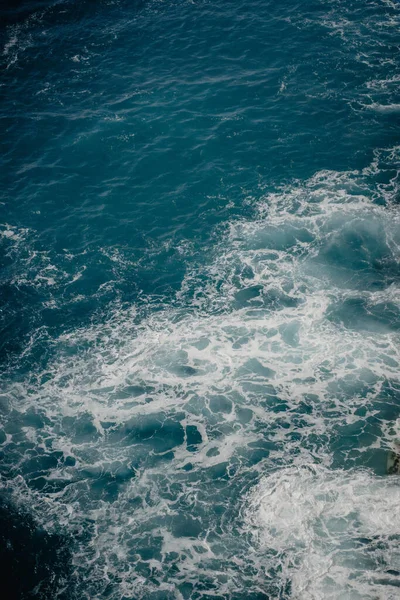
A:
[[1, 0, 400, 598]]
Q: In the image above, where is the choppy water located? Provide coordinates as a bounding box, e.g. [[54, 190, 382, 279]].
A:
[[1, 0, 400, 598]]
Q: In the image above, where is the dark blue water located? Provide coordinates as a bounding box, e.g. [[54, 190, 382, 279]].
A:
[[1, 0, 400, 598]]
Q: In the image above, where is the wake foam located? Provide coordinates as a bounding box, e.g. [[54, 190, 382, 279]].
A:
[[245, 464, 400, 600], [1, 150, 400, 598]]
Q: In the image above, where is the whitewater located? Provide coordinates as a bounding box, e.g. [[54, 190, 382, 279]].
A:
[[1, 1, 400, 599]]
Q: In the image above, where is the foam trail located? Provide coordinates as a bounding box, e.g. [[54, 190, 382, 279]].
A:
[[1, 150, 400, 598], [244, 465, 400, 600]]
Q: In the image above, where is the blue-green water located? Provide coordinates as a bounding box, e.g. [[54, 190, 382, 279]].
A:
[[1, 0, 400, 598]]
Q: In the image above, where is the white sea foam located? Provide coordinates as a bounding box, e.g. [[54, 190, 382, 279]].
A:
[[245, 465, 400, 600], [2, 152, 400, 598], [0, 223, 29, 242], [363, 102, 400, 113]]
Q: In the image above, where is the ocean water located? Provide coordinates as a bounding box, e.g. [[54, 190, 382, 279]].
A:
[[1, 0, 400, 598]]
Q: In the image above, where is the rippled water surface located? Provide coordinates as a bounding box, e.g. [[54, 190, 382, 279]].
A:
[[1, 0, 400, 598]]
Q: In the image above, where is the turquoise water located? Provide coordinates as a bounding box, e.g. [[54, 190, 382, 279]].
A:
[[1, 0, 400, 598]]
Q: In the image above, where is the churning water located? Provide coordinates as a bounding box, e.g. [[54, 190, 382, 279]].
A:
[[1, 0, 400, 598]]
